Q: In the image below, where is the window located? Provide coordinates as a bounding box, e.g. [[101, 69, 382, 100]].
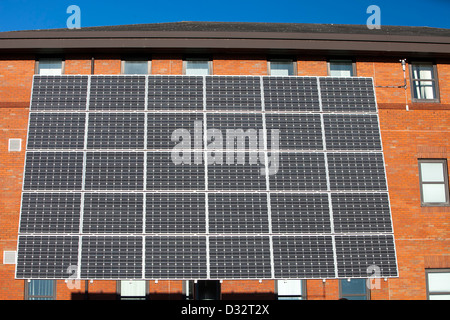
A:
[[426, 269, 450, 300], [37, 58, 63, 75], [410, 62, 439, 101], [119, 280, 147, 300], [8, 138, 21, 152], [276, 280, 305, 300], [328, 60, 355, 77], [25, 280, 55, 300], [269, 60, 295, 76], [122, 60, 149, 75], [418, 159, 449, 206], [193, 280, 221, 300], [339, 279, 370, 300], [184, 59, 211, 75]]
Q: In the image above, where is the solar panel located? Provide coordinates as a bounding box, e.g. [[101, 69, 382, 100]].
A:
[[89, 76, 146, 110], [27, 113, 86, 150], [83, 193, 144, 233], [30, 75, 88, 111], [19, 193, 81, 234], [209, 236, 272, 279], [80, 236, 143, 279], [87, 113, 145, 149], [145, 236, 208, 279], [23, 152, 83, 190], [146, 193, 206, 234], [17, 75, 397, 281], [16, 235, 79, 279], [208, 193, 269, 234]]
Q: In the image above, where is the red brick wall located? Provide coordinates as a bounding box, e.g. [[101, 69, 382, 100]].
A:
[[0, 55, 449, 300]]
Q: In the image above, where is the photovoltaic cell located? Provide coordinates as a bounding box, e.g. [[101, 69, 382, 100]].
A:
[[269, 152, 327, 191], [146, 193, 206, 234], [147, 113, 204, 150], [80, 236, 143, 279], [206, 76, 262, 111], [89, 76, 145, 110], [332, 193, 392, 233], [147, 151, 205, 190], [19, 193, 81, 234], [208, 193, 269, 234], [270, 193, 331, 234], [145, 236, 207, 279], [265, 114, 323, 150], [324, 114, 382, 151], [83, 193, 144, 233], [263, 77, 320, 111], [147, 76, 203, 111], [319, 77, 377, 112], [27, 113, 86, 150], [87, 113, 145, 149], [16, 236, 79, 279], [272, 236, 335, 278], [23, 152, 83, 190], [327, 153, 387, 191], [30, 75, 88, 111], [207, 152, 267, 191], [209, 236, 272, 279], [335, 235, 398, 278], [85, 152, 144, 190]]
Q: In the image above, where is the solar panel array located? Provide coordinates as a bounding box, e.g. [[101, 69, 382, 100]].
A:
[[16, 75, 398, 280]]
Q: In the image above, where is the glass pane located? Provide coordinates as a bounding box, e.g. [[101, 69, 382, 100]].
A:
[[341, 279, 366, 295], [329, 61, 353, 77], [39, 59, 62, 75], [428, 273, 450, 292], [185, 60, 210, 75], [121, 280, 146, 297], [278, 296, 302, 300], [123, 61, 148, 74], [278, 280, 302, 296], [430, 294, 450, 300], [270, 61, 294, 76], [412, 64, 434, 80], [422, 184, 447, 203], [28, 280, 53, 298], [413, 81, 436, 100], [421, 163, 445, 182], [345, 296, 367, 300]]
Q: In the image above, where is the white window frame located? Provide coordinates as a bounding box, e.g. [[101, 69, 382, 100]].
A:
[[426, 269, 450, 300], [418, 159, 450, 206], [409, 62, 440, 102], [276, 280, 306, 300]]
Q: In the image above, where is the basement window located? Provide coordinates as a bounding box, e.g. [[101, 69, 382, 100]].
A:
[[339, 279, 370, 300], [419, 159, 450, 206], [25, 280, 56, 300], [410, 62, 439, 102], [276, 280, 305, 300]]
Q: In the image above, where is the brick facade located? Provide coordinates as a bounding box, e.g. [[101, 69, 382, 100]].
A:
[[0, 53, 448, 300]]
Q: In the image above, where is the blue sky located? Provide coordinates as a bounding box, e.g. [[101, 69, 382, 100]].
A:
[[0, 0, 449, 32]]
